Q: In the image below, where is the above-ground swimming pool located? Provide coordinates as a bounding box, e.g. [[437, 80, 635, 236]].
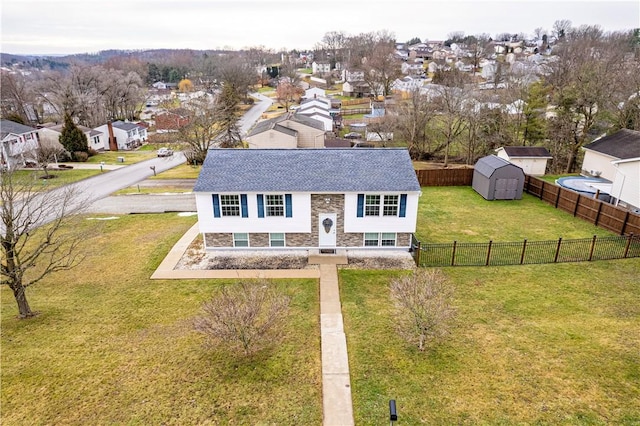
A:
[[556, 176, 613, 200]]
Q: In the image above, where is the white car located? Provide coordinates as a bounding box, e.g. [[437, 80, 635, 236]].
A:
[[157, 148, 174, 157]]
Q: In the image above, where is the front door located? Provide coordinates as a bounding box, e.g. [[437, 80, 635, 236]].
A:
[[318, 213, 337, 248]]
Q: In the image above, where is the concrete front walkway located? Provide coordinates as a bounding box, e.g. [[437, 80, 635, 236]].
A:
[[151, 223, 355, 425]]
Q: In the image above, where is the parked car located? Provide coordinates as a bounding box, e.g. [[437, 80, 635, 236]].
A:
[[157, 147, 174, 157]]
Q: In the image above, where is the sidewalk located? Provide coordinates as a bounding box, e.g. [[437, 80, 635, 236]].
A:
[[151, 223, 355, 425]]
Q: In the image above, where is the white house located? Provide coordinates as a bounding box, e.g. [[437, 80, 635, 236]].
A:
[[312, 62, 331, 74], [193, 149, 421, 252], [582, 129, 640, 210], [302, 87, 326, 100], [40, 123, 105, 152], [296, 109, 333, 131], [495, 146, 552, 176], [94, 121, 148, 150], [1, 119, 40, 168]]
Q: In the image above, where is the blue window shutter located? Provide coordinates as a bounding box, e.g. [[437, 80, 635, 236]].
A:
[[212, 194, 220, 218], [257, 194, 264, 218], [285, 194, 292, 217], [357, 194, 364, 217], [241, 194, 248, 218], [399, 194, 407, 218]]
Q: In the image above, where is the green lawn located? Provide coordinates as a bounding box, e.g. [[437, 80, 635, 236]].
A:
[[417, 186, 614, 243], [12, 169, 102, 189], [85, 150, 156, 165], [150, 163, 201, 179], [341, 261, 640, 424], [1, 214, 322, 425]]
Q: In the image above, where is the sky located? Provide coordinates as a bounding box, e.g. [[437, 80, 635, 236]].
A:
[[1, 0, 639, 55]]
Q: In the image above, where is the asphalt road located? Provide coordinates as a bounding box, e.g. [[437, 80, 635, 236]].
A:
[[238, 92, 273, 137]]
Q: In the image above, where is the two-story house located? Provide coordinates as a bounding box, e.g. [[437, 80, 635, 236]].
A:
[[94, 121, 148, 150], [194, 149, 421, 252], [1, 119, 40, 168]]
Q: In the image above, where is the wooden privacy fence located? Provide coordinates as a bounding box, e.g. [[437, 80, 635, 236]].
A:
[[412, 234, 640, 267], [415, 168, 474, 186], [524, 176, 640, 236]]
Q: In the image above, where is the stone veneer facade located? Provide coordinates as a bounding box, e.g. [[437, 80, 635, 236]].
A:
[[203, 193, 412, 249]]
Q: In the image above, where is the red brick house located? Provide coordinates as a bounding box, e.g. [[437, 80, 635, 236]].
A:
[[155, 108, 191, 132]]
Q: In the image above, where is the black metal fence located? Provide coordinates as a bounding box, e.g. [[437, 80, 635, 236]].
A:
[[411, 234, 640, 267]]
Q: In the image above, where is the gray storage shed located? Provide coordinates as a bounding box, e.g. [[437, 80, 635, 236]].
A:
[[472, 155, 525, 200]]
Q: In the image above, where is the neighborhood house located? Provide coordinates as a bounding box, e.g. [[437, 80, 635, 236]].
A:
[[1, 119, 40, 168], [193, 148, 421, 252], [581, 129, 640, 211]]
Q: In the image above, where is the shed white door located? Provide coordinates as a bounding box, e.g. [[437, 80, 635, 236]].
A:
[[318, 213, 337, 247], [494, 178, 519, 199]]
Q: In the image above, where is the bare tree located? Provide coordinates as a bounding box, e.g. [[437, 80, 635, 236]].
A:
[[179, 94, 221, 163], [276, 79, 303, 110], [552, 19, 573, 42], [194, 281, 290, 355], [1, 167, 89, 318], [0, 71, 36, 124], [545, 26, 635, 172], [34, 139, 65, 179], [430, 69, 472, 166], [386, 89, 435, 159], [390, 270, 456, 351], [321, 30, 348, 68], [362, 42, 402, 97]]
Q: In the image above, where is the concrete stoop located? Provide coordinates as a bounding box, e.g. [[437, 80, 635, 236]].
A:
[[308, 249, 348, 265]]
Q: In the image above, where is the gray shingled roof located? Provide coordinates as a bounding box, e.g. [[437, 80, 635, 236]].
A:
[[502, 146, 552, 158], [1, 119, 37, 139], [247, 120, 297, 138], [247, 112, 325, 137], [112, 121, 140, 131], [475, 155, 519, 178], [194, 148, 421, 193], [583, 129, 640, 159]]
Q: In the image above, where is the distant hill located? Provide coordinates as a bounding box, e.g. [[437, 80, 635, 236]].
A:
[[1, 48, 234, 69]]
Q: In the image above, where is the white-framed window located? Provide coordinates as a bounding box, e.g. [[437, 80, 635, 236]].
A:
[[364, 195, 380, 216], [92, 136, 100, 145], [383, 195, 399, 216], [220, 195, 240, 217], [265, 194, 284, 217], [364, 232, 379, 246], [363, 232, 397, 247], [233, 233, 249, 247], [269, 233, 285, 247], [381, 232, 397, 246]]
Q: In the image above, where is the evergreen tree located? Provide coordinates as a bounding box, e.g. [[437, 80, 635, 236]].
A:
[[59, 113, 89, 161]]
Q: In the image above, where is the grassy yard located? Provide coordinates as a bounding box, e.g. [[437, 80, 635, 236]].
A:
[[1, 214, 322, 425], [417, 186, 614, 242], [341, 260, 640, 424], [150, 163, 201, 179], [12, 169, 102, 189], [85, 150, 156, 165]]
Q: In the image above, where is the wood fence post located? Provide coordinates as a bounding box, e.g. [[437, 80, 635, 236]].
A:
[[594, 202, 603, 226], [555, 188, 561, 208], [520, 239, 527, 264], [539, 180, 545, 200], [573, 194, 581, 217], [588, 235, 597, 261], [554, 237, 563, 263], [451, 241, 457, 266], [623, 233, 633, 258], [486, 240, 493, 266], [621, 211, 630, 235]]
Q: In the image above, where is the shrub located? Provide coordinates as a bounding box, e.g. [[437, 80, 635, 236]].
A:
[[390, 269, 456, 351], [194, 280, 290, 355], [72, 151, 89, 162], [87, 148, 99, 157]]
